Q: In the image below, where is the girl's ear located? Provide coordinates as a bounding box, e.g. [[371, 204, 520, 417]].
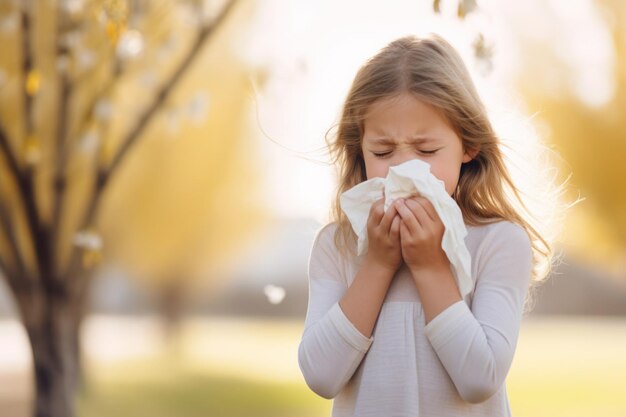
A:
[[462, 145, 479, 163]]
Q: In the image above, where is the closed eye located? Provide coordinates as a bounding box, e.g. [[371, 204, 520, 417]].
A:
[[373, 151, 392, 158], [372, 149, 439, 158]]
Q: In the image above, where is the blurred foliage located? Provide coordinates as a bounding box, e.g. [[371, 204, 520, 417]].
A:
[[0, 0, 267, 297], [97, 1, 269, 295], [517, 0, 626, 270], [0, 2, 265, 413], [432, 0, 626, 271], [432, 0, 493, 74]]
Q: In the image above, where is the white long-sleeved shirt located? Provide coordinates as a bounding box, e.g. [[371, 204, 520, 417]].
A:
[[298, 220, 533, 417]]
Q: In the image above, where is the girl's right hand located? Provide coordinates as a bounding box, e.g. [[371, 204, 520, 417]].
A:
[[364, 197, 402, 273]]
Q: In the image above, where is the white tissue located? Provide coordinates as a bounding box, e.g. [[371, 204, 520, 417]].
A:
[[339, 159, 473, 299]]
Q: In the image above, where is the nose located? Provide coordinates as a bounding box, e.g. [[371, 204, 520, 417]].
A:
[[390, 147, 421, 167]]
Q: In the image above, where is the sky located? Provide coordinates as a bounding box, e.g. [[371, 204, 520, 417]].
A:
[[234, 0, 613, 225]]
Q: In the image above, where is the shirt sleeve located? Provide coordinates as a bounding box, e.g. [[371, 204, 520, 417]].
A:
[[297, 224, 374, 399], [424, 221, 533, 404]]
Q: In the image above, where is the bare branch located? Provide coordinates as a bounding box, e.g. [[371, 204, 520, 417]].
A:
[[0, 197, 26, 281], [21, 4, 35, 148], [19, 4, 50, 284], [0, 255, 14, 285], [105, 0, 240, 180], [62, 0, 241, 283], [53, 1, 176, 240], [0, 125, 22, 183], [51, 14, 80, 278], [56, 51, 120, 174], [62, 0, 176, 169], [50, 78, 70, 277]]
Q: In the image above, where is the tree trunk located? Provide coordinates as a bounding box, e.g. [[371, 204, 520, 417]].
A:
[[16, 287, 81, 417], [156, 281, 185, 346]]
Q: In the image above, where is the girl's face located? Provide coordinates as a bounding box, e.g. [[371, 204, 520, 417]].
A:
[[361, 92, 474, 196]]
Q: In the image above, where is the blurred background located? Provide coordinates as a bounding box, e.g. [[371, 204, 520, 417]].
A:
[[0, 0, 625, 416]]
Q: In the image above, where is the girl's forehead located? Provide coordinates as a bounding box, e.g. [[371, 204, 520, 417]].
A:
[[364, 93, 442, 117], [364, 95, 446, 127], [366, 93, 414, 110], [359, 94, 461, 142]]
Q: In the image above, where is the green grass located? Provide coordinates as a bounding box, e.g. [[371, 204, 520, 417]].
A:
[[506, 316, 626, 417], [76, 315, 626, 417], [78, 360, 330, 417], [508, 377, 626, 417]]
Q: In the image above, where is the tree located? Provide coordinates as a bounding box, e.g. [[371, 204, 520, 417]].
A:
[[0, 1, 242, 416], [515, 0, 626, 268]]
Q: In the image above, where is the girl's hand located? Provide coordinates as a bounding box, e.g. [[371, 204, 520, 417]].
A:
[[395, 196, 450, 274], [364, 196, 402, 273]]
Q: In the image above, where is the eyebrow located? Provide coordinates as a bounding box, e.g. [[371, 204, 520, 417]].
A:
[[365, 137, 439, 145]]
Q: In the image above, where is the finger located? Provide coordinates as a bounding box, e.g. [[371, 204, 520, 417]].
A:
[[379, 201, 398, 232], [395, 199, 421, 234], [400, 220, 409, 240], [368, 198, 385, 227], [413, 196, 438, 222], [390, 215, 400, 238], [405, 199, 432, 228], [370, 197, 384, 213]]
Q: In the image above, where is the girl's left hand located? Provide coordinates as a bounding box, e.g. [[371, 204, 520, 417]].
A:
[[394, 195, 450, 274]]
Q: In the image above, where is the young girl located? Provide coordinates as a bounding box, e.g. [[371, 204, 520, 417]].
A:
[[298, 34, 557, 416]]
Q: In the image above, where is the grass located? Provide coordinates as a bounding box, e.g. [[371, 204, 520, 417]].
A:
[[506, 316, 626, 417], [75, 315, 626, 417], [79, 364, 329, 417], [77, 315, 331, 417]]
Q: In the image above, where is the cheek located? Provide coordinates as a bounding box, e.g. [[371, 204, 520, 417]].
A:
[[365, 158, 389, 179], [429, 166, 456, 195]]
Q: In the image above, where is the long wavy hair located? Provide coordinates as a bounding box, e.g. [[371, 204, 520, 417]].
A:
[[325, 33, 570, 310]]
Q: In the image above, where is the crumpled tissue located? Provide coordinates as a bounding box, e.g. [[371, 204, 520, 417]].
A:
[[339, 159, 473, 298]]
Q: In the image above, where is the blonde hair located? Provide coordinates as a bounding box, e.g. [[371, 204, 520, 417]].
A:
[[325, 33, 568, 310]]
